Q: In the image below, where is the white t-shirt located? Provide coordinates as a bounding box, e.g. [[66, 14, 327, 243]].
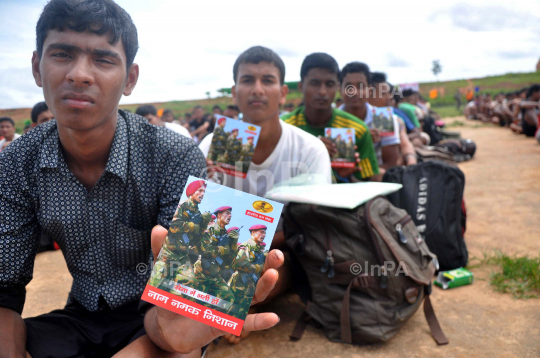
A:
[[340, 103, 400, 165], [164, 122, 191, 138], [0, 133, 21, 152], [199, 120, 332, 197]]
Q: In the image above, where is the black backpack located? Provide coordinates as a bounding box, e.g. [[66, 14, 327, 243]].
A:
[[422, 116, 443, 145], [382, 162, 468, 271]]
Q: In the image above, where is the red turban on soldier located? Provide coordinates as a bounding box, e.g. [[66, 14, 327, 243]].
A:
[[186, 180, 206, 197]]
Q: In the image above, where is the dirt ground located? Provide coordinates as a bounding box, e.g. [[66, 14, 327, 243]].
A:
[[23, 117, 540, 357]]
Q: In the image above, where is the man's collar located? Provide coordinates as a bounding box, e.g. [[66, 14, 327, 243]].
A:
[[297, 105, 336, 128], [104, 113, 129, 183]]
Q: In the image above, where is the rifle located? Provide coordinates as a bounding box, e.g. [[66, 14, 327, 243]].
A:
[[215, 226, 243, 265]]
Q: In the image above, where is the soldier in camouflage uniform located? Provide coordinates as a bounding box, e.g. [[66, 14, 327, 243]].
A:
[[225, 129, 242, 166], [239, 136, 255, 172], [345, 136, 355, 162], [154, 180, 211, 292], [219, 226, 241, 283], [230, 224, 268, 318], [335, 134, 347, 159], [209, 117, 229, 161], [199, 206, 238, 302]]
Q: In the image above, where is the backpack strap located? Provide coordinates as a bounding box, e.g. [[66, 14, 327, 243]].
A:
[[423, 286, 449, 345], [289, 301, 311, 341], [340, 274, 372, 344]]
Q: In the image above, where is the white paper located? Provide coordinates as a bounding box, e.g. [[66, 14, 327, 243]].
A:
[[264, 181, 402, 209]]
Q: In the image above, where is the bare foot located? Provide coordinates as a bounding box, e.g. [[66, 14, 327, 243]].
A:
[[224, 307, 256, 344]]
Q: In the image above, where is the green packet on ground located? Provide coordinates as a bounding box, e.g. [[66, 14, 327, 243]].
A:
[[434, 267, 474, 289]]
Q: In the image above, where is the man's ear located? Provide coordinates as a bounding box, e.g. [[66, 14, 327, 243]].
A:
[[231, 85, 237, 105], [32, 51, 43, 88], [280, 84, 289, 106], [123, 63, 139, 96]]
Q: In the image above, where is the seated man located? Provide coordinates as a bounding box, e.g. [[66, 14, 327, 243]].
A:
[[0, 1, 282, 357], [282, 53, 379, 182], [199, 47, 332, 197], [396, 90, 430, 146], [0, 117, 21, 152], [223, 105, 240, 119], [31, 101, 55, 128], [338, 66, 401, 176], [520, 84, 540, 137], [136, 104, 191, 138], [368, 73, 417, 167], [189, 106, 211, 143], [198, 46, 332, 343]]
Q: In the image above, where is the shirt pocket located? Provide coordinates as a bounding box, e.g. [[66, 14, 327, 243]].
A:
[[109, 220, 152, 269]]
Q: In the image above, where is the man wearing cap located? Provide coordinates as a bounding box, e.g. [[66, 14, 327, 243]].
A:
[[225, 129, 242, 166], [230, 225, 268, 317], [158, 180, 211, 291], [239, 136, 255, 172], [199, 206, 238, 301], [209, 117, 228, 161]]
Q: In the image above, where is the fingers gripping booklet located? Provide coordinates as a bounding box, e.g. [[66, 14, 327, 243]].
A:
[[142, 176, 283, 336]]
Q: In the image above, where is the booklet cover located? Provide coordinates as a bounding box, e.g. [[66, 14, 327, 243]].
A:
[[325, 127, 356, 168], [208, 115, 261, 178], [371, 107, 396, 137], [142, 176, 284, 336]]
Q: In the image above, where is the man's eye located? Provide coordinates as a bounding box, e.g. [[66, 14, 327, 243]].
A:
[[52, 52, 70, 58], [97, 59, 114, 64]]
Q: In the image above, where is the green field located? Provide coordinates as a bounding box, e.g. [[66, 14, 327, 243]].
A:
[[7, 70, 540, 133]]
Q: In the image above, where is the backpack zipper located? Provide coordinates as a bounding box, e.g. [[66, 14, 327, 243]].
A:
[[313, 205, 335, 279], [396, 215, 412, 244]]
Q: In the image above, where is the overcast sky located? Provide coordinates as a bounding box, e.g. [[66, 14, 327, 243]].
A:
[[1, 0, 539, 109]]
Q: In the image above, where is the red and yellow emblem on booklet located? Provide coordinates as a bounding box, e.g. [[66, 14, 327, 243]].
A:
[[142, 176, 283, 336], [208, 115, 261, 178]]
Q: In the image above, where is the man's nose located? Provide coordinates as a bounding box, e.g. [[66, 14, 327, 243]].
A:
[[66, 57, 95, 87]]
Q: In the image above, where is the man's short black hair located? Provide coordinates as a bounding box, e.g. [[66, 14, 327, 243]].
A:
[[339, 62, 370, 84], [0, 117, 15, 126], [212, 105, 222, 110], [233, 46, 285, 85], [31, 101, 49, 124], [300, 53, 339, 82], [135, 105, 157, 117], [402, 89, 415, 97], [162, 109, 173, 116], [527, 84, 540, 98], [226, 105, 240, 112], [193, 105, 203, 111], [36, 0, 139, 72], [370, 72, 387, 85]]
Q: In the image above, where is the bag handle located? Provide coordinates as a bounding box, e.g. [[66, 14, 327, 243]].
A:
[[340, 274, 372, 344], [423, 286, 449, 345], [289, 302, 311, 341]]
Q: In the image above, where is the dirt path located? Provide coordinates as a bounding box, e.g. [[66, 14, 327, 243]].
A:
[[23, 117, 540, 357]]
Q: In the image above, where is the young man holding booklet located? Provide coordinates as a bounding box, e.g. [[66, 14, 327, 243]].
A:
[[281, 53, 380, 182], [0, 1, 283, 357], [198, 45, 332, 343]]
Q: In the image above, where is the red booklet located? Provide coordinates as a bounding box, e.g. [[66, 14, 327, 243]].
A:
[[142, 176, 283, 335]]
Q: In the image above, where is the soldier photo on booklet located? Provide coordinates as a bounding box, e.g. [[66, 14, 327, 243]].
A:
[[208, 115, 261, 178], [371, 106, 397, 137], [325, 127, 356, 168], [142, 176, 283, 336]]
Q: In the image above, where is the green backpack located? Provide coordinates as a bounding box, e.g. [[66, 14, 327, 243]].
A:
[[283, 196, 448, 345]]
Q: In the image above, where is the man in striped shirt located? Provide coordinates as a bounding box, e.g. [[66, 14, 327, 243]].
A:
[[281, 53, 379, 182]]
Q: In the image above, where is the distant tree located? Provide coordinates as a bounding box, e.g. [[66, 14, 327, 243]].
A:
[[205, 91, 211, 99], [432, 60, 442, 81]]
